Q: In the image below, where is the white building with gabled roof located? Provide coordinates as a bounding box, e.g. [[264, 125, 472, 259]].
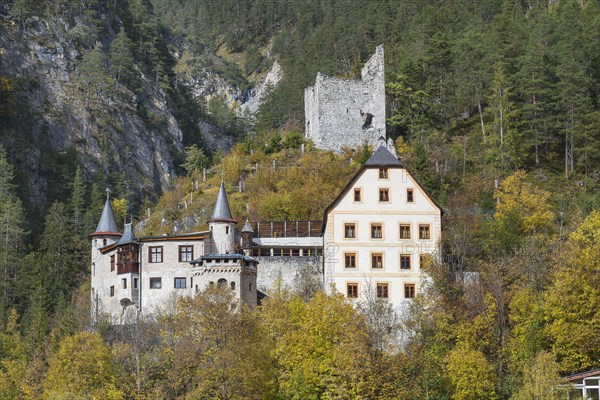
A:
[[322, 145, 442, 314]]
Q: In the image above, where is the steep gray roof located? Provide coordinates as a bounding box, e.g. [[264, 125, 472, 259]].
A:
[[93, 196, 121, 236], [241, 219, 254, 233], [117, 223, 137, 245], [210, 182, 234, 222], [364, 145, 402, 167]]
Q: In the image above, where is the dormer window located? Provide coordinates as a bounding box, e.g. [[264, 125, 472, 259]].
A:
[[379, 168, 388, 179]]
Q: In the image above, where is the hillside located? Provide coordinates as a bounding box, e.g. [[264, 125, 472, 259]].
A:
[[0, 0, 598, 399]]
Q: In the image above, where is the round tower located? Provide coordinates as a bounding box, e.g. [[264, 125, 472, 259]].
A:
[[209, 182, 236, 254], [240, 219, 254, 256]]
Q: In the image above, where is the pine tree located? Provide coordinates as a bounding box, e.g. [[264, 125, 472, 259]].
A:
[[109, 31, 139, 91], [554, 0, 592, 179], [39, 202, 76, 312], [515, 10, 556, 168], [0, 147, 27, 319], [486, 64, 522, 175]]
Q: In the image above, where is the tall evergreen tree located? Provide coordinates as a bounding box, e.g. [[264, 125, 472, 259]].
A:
[[109, 31, 139, 91], [0, 147, 27, 319], [39, 202, 76, 312]]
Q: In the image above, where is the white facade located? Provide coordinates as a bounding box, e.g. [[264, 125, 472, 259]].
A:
[[90, 183, 260, 323], [323, 147, 442, 315]]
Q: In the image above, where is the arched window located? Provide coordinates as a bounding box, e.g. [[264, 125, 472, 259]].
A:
[[217, 278, 227, 287], [230, 282, 236, 290]]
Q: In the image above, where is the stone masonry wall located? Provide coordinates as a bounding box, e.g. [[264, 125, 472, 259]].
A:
[[255, 256, 323, 293], [304, 45, 385, 152]]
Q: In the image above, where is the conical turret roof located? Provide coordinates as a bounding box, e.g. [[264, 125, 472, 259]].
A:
[[92, 195, 121, 237], [210, 182, 235, 222], [241, 219, 254, 233], [117, 223, 137, 245]]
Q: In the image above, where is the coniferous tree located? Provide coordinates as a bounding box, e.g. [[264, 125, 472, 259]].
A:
[[0, 147, 27, 319], [109, 31, 139, 91], [39, 202, 76, 312]]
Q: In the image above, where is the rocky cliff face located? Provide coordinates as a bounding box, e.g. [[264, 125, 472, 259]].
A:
[[0, 5, 185, 208], [0, 2, 284, 211]]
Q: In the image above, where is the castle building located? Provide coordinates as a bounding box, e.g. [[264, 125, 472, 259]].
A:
[[91, 147, 442, 323], [90, 182, 258, 323], [304, 45, 386, 153], [323, 146, 442, 314]]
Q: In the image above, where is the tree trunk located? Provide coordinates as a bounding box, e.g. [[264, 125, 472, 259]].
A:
[[477, 93, 486, 143]]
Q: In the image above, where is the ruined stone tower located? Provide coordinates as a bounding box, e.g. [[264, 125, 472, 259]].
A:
[[304, 45, 385, 152]]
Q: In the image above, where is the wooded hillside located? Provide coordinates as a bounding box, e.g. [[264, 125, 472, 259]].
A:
[[0, 0, 599, 398]]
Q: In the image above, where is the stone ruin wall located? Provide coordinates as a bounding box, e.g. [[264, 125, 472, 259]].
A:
[[304, 45, 386, 152]]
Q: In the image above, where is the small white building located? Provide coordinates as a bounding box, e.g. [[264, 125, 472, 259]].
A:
[[323, 146, 442, 314]]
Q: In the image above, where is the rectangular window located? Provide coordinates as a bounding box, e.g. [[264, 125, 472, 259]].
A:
[[344, 223, 356, 239], [371, 223, 383, 239], [133, 277, 138, 289], [353, 188, 362, 202], [377, 283, 389, 299], [347, 283, 358, 298], [400, 254, 411, 270], [404, 284, 416, 299], [110, 255, 115, 271], [344, 253, 357, 269], [399, 224, 411, 239], [371, 253, 383, 269], [110, 286, 114, 297], [149, 277, 162, 289], [419, 224, 431, 240], [174, 277, 186, 289], [407, 188, 414, 203], [149, 246, 163, 263], [122, 278, 127, 289], [379, 168, 388, 179], [179, 245, 193, 262], [379, 188, 389, 202]]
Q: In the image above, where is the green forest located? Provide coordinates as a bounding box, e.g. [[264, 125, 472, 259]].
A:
[[0, 0, 600, 398]]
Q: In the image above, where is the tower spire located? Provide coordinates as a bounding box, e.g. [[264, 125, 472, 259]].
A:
[[210, 182, 234, 222], [91, 193, 121, 237]]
